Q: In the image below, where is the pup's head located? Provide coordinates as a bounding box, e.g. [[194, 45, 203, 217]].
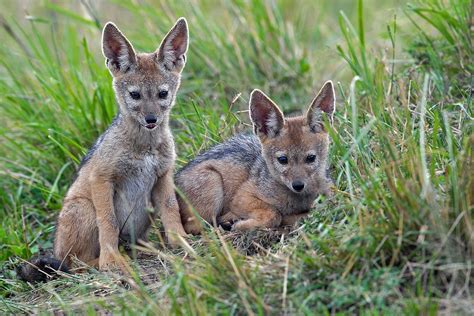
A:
[[249, 81, 335, 195], [102, 18, 188, 130]]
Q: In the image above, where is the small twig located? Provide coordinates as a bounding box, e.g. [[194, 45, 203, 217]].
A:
[[21, 206, 30, 255], [281, 256, 289, 315]]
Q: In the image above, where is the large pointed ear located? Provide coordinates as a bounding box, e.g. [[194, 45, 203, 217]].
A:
[[102, 22, 137, 74], [306, 80, 336, 133], [156, 18, 189, 73], [249, 89, 285, 139]]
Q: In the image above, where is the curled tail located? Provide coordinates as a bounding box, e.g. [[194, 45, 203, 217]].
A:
[[17, 256, 69, 283]]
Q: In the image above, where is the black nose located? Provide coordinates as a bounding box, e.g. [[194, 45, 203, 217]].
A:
[[145, 114, 157, 124], [292, 181, 305, 192]]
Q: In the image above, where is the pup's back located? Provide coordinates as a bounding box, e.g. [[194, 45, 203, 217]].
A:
[[178, 133, 261, 176]]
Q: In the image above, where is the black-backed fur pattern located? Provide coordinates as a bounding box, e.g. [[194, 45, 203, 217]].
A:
[[177, 133, 263, 175]]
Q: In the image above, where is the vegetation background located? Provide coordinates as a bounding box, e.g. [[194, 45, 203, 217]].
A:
[[0, 0, 472, 314]]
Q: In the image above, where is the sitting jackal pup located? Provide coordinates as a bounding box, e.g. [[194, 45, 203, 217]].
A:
[[176, 81, 335, 234], [21, 19, 189, 280]]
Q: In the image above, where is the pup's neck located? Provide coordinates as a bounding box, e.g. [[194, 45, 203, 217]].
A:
[[118, 114, 172, 151]]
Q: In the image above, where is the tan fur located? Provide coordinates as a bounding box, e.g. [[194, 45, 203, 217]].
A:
[[53, 19, 189, 270], [177, 81, 336, 233]]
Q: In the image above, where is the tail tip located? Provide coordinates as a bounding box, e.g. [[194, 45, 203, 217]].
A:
[[17, 257, 69, 283]]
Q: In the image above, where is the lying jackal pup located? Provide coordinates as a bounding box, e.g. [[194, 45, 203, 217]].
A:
[[20, 19, 189, 281], [176, 81, 335, 234]]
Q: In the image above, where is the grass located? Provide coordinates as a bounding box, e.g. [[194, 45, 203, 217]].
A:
[[0, 0, 472, 314]]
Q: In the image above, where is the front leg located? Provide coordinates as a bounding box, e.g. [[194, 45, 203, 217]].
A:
[[230, 186, 282, 231], [152, 168, 187, 246], [281, 212, 310, 226], [90, 173, 121, 270], [232, 210, 282, 231]]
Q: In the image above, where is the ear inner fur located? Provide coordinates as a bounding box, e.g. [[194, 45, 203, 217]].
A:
[[156, 18, 189, 72], [249, 89, 285, 138], [306, 80, 336, 133], [102, 22, 137, 73]]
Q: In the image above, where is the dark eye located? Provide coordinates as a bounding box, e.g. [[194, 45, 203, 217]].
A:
[[305, 154, 316, 163], [158, 90, 168, 99], [129, 91, 141, 100], [277, 156, 288, 164]]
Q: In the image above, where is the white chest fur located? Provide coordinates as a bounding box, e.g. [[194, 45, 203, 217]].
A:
[[114, 153, 161, 242]]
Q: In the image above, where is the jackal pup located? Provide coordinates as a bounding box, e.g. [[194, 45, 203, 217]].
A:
[[176, 81, 336, 234], [20, 19, 189, 281]]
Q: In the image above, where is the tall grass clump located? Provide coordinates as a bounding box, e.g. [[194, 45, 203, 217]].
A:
[[290, 0, 473, 312]]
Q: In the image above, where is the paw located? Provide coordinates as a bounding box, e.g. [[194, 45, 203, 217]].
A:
[[184, 219, 202, 235], [231, 220, 251, 231], [99, 252, 125, 271], [219, 220, 235, 231], [232, 218, 278, 231], [166, 231, 188, 249]]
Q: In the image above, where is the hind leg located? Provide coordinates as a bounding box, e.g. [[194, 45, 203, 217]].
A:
[[177, 166, 224, 235], [54, 198, 100, 267]]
